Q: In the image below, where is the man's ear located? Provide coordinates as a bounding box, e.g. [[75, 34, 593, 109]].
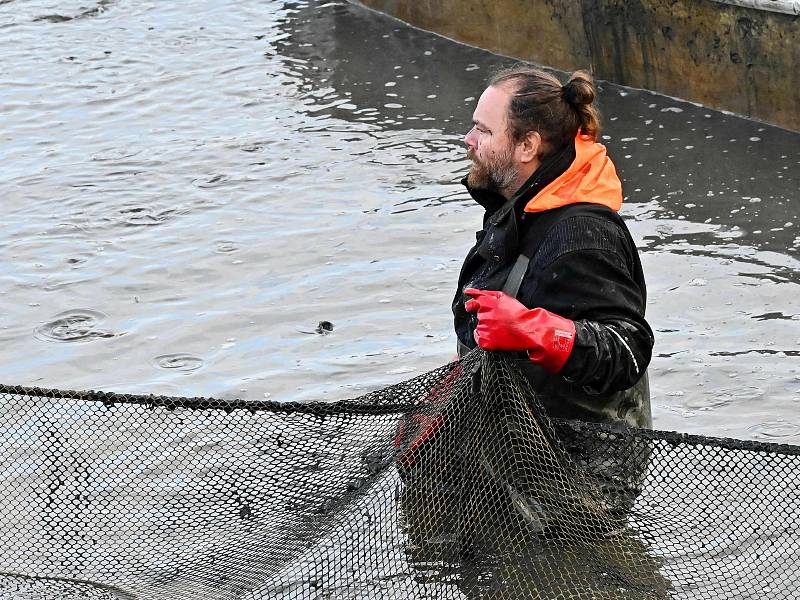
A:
[[518, 131, 541, 164]]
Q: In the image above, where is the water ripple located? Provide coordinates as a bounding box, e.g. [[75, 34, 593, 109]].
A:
[[747, 421, 800, 440], [153, 353, 205, 373], [32, 0, 118, 24], [116, 205, 174, 227], [192, 174, 230, 189], [34, 309, 117, 343], [214, 240, 239, 254]]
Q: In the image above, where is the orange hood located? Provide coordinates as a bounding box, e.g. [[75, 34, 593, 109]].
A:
[[524, 134, 622, 213]]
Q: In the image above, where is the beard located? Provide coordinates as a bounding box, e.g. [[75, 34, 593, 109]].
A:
[[466, 144, 519, 195]]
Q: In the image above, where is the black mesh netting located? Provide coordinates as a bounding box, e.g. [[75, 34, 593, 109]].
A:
[[0, 350, 798, 599]]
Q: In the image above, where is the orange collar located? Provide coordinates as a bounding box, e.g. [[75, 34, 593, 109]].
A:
[[524, 134, 622, 213]]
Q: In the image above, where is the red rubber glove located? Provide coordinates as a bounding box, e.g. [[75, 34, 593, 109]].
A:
[[464, 288, 576, 374]]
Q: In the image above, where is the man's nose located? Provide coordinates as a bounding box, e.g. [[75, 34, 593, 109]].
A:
[[464, 127, 477, 148]]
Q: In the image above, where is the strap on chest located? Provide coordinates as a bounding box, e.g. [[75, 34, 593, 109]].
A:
[[500, 253, 531, 300]]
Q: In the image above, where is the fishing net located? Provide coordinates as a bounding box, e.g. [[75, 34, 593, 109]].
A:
[[0, 349, 798, 599]]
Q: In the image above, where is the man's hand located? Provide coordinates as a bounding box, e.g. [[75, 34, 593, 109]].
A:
[[463, 288, 576, 374]]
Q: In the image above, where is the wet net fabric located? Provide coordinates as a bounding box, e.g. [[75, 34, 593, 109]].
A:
[[0, 351, 799, 599]]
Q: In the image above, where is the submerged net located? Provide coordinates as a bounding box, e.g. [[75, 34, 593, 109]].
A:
[[0, 350, 798, 599]]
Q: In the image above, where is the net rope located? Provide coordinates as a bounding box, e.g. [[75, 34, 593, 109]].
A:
[[0, 350, 798, 599]]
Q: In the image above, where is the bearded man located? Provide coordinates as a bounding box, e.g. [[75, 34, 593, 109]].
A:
[[454, 66, 653, 429]]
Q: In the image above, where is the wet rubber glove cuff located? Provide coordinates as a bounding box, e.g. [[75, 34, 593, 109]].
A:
[[463, 288, 576, 374], [524, 311, 576, 374]]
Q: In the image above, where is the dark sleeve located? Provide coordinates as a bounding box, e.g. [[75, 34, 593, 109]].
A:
[[520, 215, 654, 394]]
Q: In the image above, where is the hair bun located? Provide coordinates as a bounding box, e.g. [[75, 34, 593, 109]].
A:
[[562, 71, 596, 107]]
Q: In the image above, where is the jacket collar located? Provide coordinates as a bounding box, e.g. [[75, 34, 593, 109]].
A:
[[461, 133, 623, 219], [523, 134, 622, 213], [462, 141, 576, 225], [461, 143, 576, 264]]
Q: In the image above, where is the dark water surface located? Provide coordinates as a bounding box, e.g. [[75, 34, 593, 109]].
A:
[[1, 0, 799, 443]]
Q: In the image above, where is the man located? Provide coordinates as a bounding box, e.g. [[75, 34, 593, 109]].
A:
[[398, 68, 664, 597], [454, 66, 653, 429]]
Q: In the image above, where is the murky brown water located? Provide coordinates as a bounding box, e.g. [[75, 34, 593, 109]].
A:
[[1, 0, 799, 442]]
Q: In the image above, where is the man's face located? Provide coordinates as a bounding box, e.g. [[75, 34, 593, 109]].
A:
[[464, 85, 519, 195]]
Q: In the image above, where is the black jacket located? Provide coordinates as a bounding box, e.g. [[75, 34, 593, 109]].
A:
[[453, 145, 653, 428]]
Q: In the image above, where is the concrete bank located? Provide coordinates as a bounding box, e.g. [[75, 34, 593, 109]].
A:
[[354, 0, 800, 131]]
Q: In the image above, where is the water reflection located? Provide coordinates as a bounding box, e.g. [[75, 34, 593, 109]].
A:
[[0, 0, 798, 434], [277, 1, 799, 253], [267, 0, 800, 444], [274, 1, 489, 133]]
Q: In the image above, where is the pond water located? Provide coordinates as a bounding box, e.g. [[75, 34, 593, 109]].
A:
[[1, 0, 799, 444]]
